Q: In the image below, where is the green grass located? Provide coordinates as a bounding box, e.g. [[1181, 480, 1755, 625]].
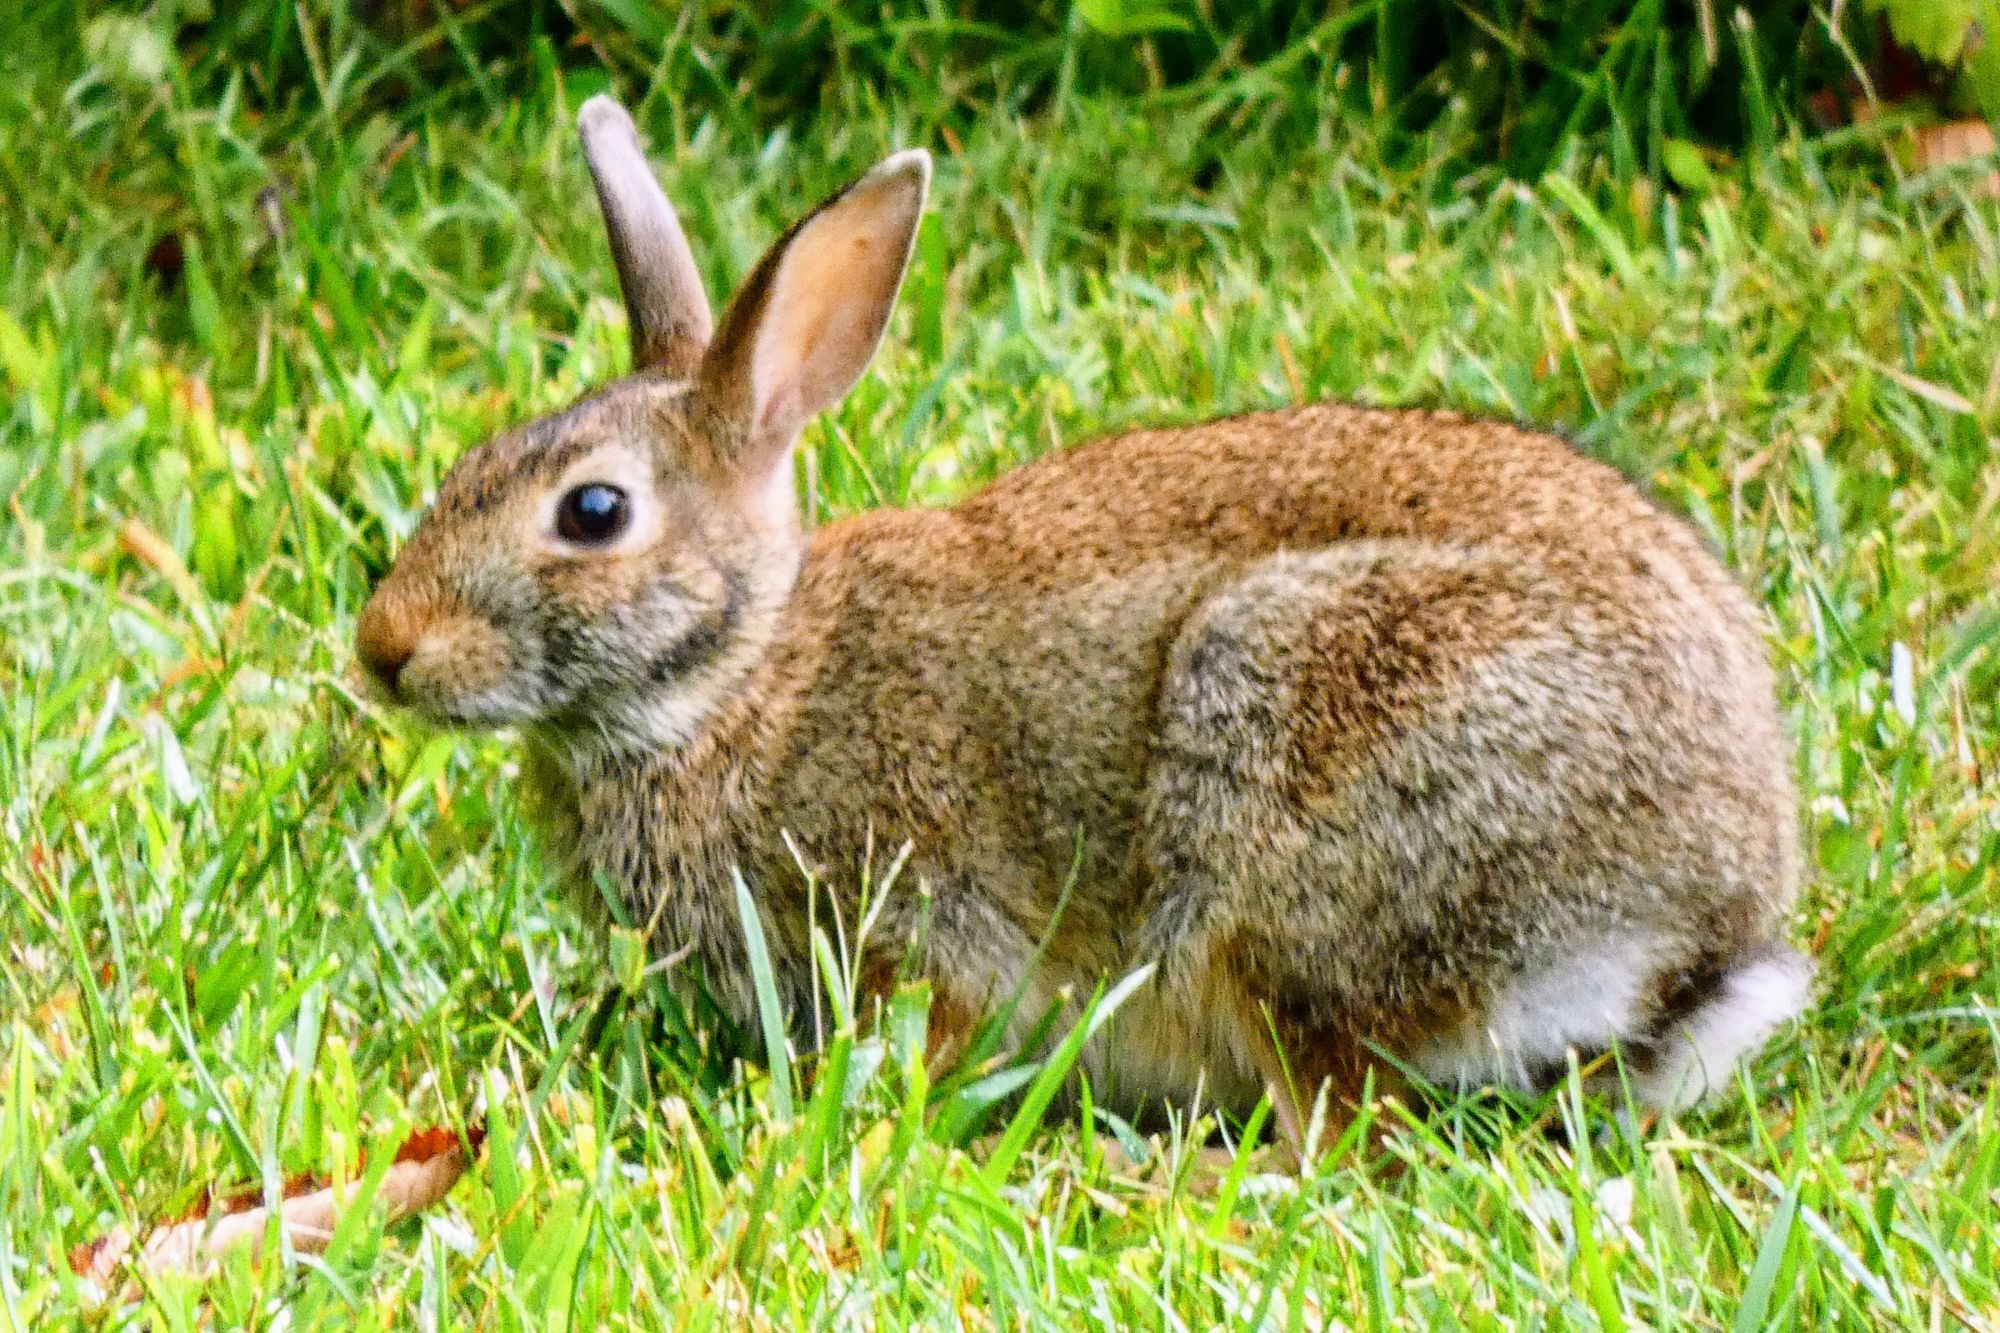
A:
[[4, 14, 2000, 1330]]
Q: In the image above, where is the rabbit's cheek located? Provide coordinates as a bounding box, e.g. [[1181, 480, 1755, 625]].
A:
[[542, 555, 648, 615]]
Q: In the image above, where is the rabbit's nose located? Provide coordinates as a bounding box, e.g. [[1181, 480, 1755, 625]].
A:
[[356, 602, 417, 693]]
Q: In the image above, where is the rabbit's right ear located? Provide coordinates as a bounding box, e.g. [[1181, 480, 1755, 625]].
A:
[[577, 95, 712, 376], [697, 149, 930, 489]]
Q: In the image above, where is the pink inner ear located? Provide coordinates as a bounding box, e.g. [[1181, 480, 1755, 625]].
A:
[[752, 313, 829, 437], [712, 151, 929, 463], [756, 385, 799, 435]]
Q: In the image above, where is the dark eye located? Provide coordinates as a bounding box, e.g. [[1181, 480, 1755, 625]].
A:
[[556, 483, 630, 545]]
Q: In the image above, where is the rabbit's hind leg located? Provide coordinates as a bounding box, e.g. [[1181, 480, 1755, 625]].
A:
[[1212, 944, 1424, 1165], [1137, 540, 1542, 1152], [1138, 536, 1802, 1149]]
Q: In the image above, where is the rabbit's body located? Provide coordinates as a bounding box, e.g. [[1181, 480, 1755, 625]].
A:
[[520, 399, 1802, 1121], [359, 99, 1808, 1147]]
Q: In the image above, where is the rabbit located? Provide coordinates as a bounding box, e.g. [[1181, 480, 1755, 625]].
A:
[[355, 95, 1810, 1154]]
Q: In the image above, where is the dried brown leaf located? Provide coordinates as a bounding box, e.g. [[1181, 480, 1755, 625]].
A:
[[70, 1123, 484, 1297]]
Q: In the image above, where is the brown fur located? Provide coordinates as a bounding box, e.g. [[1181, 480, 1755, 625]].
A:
[[356, 101, 1807, 1153]]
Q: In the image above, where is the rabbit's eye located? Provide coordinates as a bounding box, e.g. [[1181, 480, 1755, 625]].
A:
[[556, 483, 630, 545]]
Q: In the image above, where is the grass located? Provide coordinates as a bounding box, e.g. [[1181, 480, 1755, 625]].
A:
[[4, 12, 1999, 1330]]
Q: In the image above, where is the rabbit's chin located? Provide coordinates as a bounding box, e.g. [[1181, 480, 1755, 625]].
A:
[[398, 687, 549, 732], [390, 658, 561, 730]]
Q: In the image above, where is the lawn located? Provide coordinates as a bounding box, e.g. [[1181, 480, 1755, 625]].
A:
[[3, 8, 1998, 1329]]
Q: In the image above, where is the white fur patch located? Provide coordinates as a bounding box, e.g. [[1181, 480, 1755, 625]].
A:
[[1636, 948, 1811, 1110], [1415, 935, 1658, 1093], [1413, 938, 1811, 1112]]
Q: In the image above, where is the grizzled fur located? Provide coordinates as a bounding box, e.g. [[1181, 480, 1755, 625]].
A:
[[357, 97, 1808, 1147]]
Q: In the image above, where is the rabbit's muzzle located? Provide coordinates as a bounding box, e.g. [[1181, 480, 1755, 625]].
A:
[[356, 590, 521, 725]]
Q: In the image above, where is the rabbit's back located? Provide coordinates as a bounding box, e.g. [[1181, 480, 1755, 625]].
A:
[[954, 402, 1706, 566]]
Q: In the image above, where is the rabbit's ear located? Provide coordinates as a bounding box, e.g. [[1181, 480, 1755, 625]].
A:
[[699, 149, 930, 482], [578, 96, 713, 376]]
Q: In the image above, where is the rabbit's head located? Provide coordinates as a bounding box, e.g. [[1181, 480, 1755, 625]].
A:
[[356, 98, 928, 754]]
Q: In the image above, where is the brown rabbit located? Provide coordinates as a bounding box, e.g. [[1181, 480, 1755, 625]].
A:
[[356, 96, 1809, 1152]]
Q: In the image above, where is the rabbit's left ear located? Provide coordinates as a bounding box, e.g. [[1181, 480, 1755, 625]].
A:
[[697, 149, 930, 482], [577, 95, 713, 376]]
